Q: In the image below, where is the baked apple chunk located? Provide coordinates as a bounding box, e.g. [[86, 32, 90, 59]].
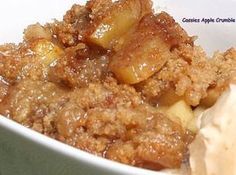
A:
[[88, 0, 152, 49], [110, 12, 191, 84]]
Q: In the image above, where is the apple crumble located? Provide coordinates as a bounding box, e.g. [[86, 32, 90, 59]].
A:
[[0, 0, 236, 171]]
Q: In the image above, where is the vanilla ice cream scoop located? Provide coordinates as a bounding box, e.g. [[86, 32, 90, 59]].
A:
[[189, 84, 236, 175]]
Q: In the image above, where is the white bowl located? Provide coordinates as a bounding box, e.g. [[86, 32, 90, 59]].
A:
[[0, 116, 167, 175], [0, 0, 235, 175]]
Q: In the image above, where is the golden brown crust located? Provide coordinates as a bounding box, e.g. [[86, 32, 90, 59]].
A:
[[0, 77, 193, 169], [49, 4, 90, 47], [0, 43, 46, 82], [151, 12, 193, 48], [137, 45, 216, 106]]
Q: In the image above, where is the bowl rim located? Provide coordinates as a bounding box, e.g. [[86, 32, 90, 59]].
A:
[[0, 116, 172, 175]]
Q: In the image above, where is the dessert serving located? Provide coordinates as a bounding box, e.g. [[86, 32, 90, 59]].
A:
[[0, 0, 235, 174]]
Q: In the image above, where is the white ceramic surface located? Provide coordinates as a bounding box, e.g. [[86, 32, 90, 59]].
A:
[[0, 0, 236, 175]]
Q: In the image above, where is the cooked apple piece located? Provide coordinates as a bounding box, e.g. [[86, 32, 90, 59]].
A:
[[158, 89, 183, 106], [156, 106, 169, 113], [200, 86, 227, 108], [166, 100, 195, 132], [112, 27, 136, 52], [33, 39, 63, 66], [109, 12, 193, 84], [88, 0, 152, 49], [109, 14, 178, 84], [187, 117, 198, 133], [24, 23, 52, 41], [110, 38, 171, 84], [200, 88, 220, 107]]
